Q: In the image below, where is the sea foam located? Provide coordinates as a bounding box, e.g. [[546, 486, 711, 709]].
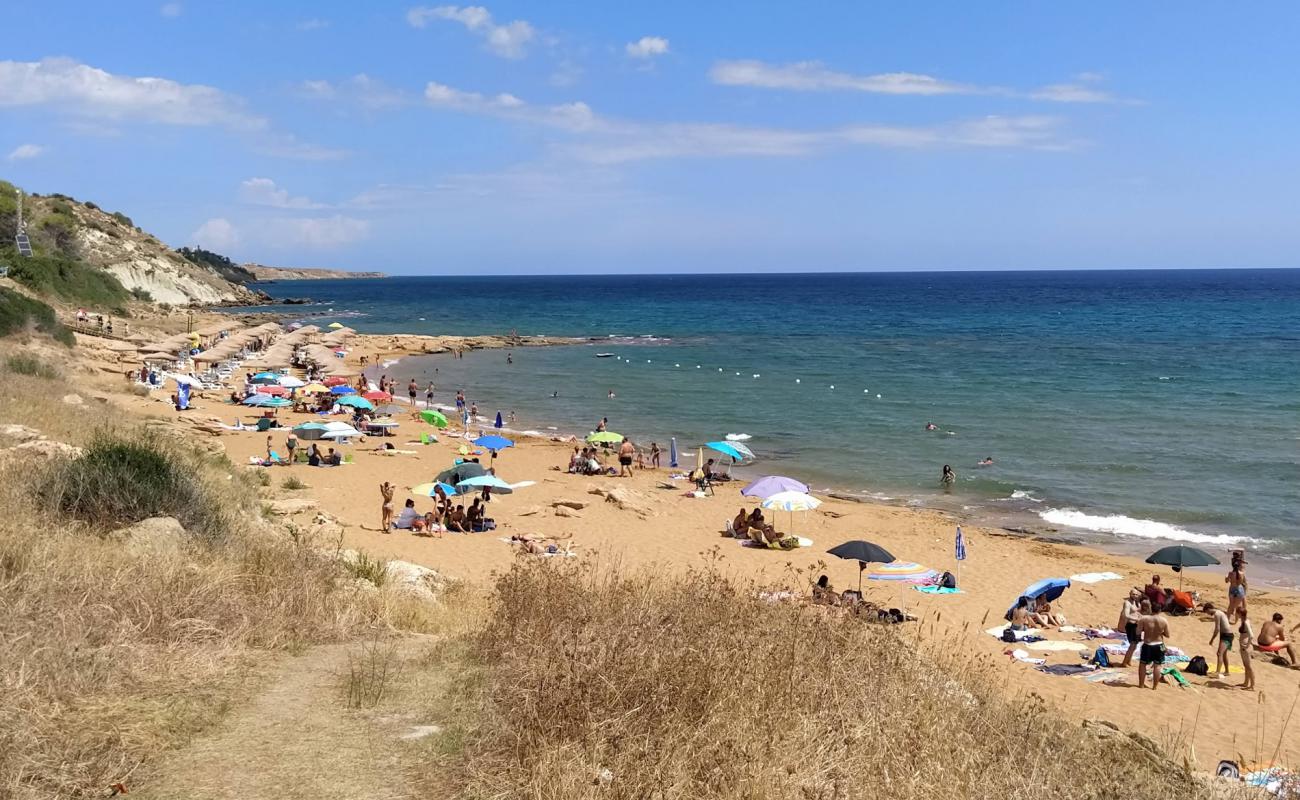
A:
[[1039, 508, 1256, 546]]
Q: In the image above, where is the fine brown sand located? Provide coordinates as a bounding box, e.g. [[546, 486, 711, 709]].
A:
[[78, 320, 1300, 772]]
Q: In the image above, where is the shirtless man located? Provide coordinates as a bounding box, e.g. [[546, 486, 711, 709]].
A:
[[1117, 588, 1143, 667], [1136, 599, 1171, 690], [1257, 613, 1297, 665], [731, 507, 751, 537], [1009, 596, 1032, 631], [618, 438, 636, 477], [1226, 555, 1247, 622], [379, 482, 395, 532]]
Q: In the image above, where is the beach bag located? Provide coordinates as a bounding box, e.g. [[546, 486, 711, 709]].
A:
[[1187, 655, 1209, 676], [1091, 646, 1111, 668], [1001, 627, 1018, 643], [938, 571, 957, 590]]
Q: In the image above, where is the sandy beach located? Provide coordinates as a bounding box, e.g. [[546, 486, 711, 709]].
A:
[[60, 315, 1293, 776]]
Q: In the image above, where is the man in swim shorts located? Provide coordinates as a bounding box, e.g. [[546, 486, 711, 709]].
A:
[[1136, 599, 1171, 690], [1208, 606, 1234, 677], [618, 438, 635, 477], [1258, 613, 1297, 665], [1117, 588, 1143, 667]]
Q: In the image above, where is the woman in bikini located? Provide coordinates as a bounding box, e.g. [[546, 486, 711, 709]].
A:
[[1226, 555, 1247, 622], [379, 482, 395, 532]]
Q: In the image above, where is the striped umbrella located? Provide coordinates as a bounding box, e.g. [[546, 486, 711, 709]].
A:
[[760, 491, 821, 538], [866, 561, 939, 583]]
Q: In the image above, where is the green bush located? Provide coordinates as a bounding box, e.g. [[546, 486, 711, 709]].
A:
[[129, 286, 154, 302], [0, 287, 75, 345], [5, 252, 130, 310], [40, 435, 231, 536], [110, 211, 133, 228], [342, 552, 389, 587], [4, 353, 59, 379]]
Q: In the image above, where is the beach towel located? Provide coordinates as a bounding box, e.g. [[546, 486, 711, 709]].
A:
[[986, 626, 1042, 641], [1005, 648, 1046, 666], [1068, 571, 1123, 584], [1037, 664, 1096, 676], [913, 585, 963, 595], [1026, 640, 1089, 653]]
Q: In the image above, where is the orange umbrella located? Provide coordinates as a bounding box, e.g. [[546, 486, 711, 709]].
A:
[[363, 390, 392, 402]]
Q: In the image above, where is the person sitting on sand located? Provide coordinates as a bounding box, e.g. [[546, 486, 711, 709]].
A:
[[466, 498, 484, 531], [566, 447, 582, 473], [446, 505, 468, 533], [1258, 613, 1297, 665], [1032, 595, 1066, 628], [308, 443, 321, 467], [812, 575, 839, 606], [1144, 575, 1167, 611], [703, 458, 716, 479], [1009, 597, 1032, 631], [393, 498, 421, 530], [747, 509, 773, 537], [325, 447, 342, 466], [731, 508, 751, 537]]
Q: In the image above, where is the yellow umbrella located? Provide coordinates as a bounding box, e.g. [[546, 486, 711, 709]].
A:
[[327, 322, 345, 329], [301, 383, 329, 394]]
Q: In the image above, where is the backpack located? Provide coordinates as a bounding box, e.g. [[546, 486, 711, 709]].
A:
[[1186, 655, 1209, 676], [1091, 646, 1111, 668], [1001, 627, 1018, 643], [938, 571, 957, 590]]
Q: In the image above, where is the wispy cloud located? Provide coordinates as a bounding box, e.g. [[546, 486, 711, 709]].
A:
[[299, 74, 412, 111], [239, 177, 325, 209], [711, 59, 1137, 104], [262, 215, 371, 248], [421, 79, 1079, 163], [191, 217, 239, 251], [254, 134, 349, 161], [406, 5, 534, 59], [7, 143, 45, 161], [626, 36, 670, 59], [296, 18, 330, 31], [0, 57, 264, 129]]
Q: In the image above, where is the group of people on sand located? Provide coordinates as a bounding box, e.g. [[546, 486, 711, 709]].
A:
[[810, 575, 912, 623], [379, 481, 494, 536], [1009, 594, 1067, 629], [729, 507, 799, 549], [1111, 553, 1299, 692]]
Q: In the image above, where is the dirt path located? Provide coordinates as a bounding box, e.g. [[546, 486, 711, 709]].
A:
[[135, 639, 442, 800]]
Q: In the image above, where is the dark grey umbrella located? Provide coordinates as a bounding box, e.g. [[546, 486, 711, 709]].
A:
[[1145, 545, 1220, 589], [827, 540, 897, 593], [436, 461, 487, 485]]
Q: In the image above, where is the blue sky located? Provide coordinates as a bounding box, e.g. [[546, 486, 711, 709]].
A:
[[3, 2, 1299, 273]]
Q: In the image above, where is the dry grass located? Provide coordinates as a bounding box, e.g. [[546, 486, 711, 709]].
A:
[[424, 558, 1222, 800], [343, 637, 401, 709], [0, 368, 437, 799]]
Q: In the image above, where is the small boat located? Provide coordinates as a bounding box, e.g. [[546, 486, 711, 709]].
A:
[[595, 353, 615, 358]]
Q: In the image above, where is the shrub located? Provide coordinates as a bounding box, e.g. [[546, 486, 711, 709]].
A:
[[0, 286, 75, 345], [342, 551, 389, 587], [281, 475, 307, 490], [129, 286, 154, 302], [6, 252, 131, 310], [111, 211, 133, 228], [39, 434, 230, 536], [4, 353, 58, 379]]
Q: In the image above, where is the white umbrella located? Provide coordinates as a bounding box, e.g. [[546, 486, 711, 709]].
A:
[[319, 422, 361, 439], [760, 490, 821, 537], [278, 375, 306, 388]]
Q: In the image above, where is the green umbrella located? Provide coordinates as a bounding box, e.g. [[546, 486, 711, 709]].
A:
[[586, 431, 624, 444], [420, 408, 449, 428]]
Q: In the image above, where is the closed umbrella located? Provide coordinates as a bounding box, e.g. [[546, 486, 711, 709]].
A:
[[827, 540, 898, 593], [495, 411, 504, 430], [1145, 545, 1219, 589], [669, 437, 678, 468], [741, 475, 809, 499]]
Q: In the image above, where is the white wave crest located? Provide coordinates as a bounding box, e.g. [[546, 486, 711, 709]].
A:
[[1010, 490, 1044, 503], [1039, 508, 1257, 545], [725, 433, 752, 441]]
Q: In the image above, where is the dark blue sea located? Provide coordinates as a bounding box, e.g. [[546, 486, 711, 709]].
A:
[[231, 270, 1300, 571]]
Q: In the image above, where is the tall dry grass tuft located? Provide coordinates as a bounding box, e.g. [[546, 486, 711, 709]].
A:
[[0, 379, 436, 798], [441, 558, 1216, 800]]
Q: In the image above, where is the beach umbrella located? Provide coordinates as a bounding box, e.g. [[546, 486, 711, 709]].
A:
[[495, 411, 503, 430], [706, 441, 748, 461], [866, 561, 939, 583], [473, 434, 514, 452], [411, 482, 458, 498], [250, 371, 281, 384], [254, 385, 289, 396], [741, 475, 809, 499], [456, 474, 514, 494], [761, 490, 821, 541], [301, 383, 329, 394], [1007, 578, 1070, 620], [669, 437, 679, 468], [323, 376, 350, 387], [336, 395, 374, 410], [436, 461, 487, 485], [1146, 545, 1219, 589], [319, 422, 362, 439], [827, 540, 898, 593], [141, 352, 176, 362], [420, 409, 449, 428], [328, 322, 345, 329], [586, 431, 624, 444], [329, 385, 357, 395], [278, 375, 306, 388], [362, 390, 392, 402], [242, 394, 276, 406]]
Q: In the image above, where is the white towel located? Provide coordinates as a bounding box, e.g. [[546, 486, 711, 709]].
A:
[[1069, 571, 1123, 584]]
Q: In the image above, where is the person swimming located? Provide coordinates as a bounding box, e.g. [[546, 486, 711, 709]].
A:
[[925, 422, 938, 431], [978, 456, 994, 466], [941, 464, 956, 486]]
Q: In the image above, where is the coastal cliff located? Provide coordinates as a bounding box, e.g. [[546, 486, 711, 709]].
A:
[[243, 264, 386, 282]]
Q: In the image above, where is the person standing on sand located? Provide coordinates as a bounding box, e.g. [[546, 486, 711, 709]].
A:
[[1118, 588, 1143, 667], [285, 431, 297, 466], [266, 435, 274, 462], [650, 442, 661, 469], [1226, 554, 1247, 622], [618, 438, 635, 477], [425, 382, 435, 408], [408, 379, 418, 404], [1208, 605, 1234, 677], [379, 482, 395, 532], [1136, 599, 1171, 690], [1239, 611, 1256, 690]]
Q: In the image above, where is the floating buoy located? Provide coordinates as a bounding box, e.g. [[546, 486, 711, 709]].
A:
[[795, 378, 801, 384], [876, 393, 882, 399], [675, 363, 680, 367], [830, 385, 835, 390], [752, 374, 760, 378]]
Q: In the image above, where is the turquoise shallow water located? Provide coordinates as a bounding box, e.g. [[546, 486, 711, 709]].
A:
[[230, 270, 1300, 568]]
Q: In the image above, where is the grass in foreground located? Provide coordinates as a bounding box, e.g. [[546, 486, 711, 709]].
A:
[[423, 559, 1217, 800]]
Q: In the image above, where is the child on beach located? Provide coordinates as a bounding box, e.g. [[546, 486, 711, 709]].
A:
[[1208, 606, 1234, 678]]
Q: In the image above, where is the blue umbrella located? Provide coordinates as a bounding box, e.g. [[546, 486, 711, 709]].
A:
[[329, 385, 357, 395], [456, 474, 514, 494], [1006, 578, 1070, 619], [741, 475, 809, 498], [474, 434, 514, 452], [494, 411, 504, 429], [706, 441, 748, 461], [669, 436, 679, 468], [336, 395, 374, 410], [250, 371, 281, 384], [242, 394, 276, 406]]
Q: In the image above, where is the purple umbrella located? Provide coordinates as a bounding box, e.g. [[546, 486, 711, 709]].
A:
[[741, 475, 810, 499]]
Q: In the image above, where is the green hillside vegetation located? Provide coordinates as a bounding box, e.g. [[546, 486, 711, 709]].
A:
[[0, 286, 74, 345], [3, 251, 130, 311], [178, 246, 258, 285]]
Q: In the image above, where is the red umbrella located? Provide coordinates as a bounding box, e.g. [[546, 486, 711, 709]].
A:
[[255, 385, 289, 396], [323, 376, 349, 387], [363, 390, 392, 402]]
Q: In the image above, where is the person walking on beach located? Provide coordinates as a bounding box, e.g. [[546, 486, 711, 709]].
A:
[[1136, 599, 1171, 690], [1226, 554, 1247, 622], [425, 382, 435, 408], [408, 379, 418, 404], [455, 390, 465, 411], [379, 482, 395, 532], [650, 442, 661, 469], [1208, 605, 1234, 678], [1118, 588, 1143, 667], [618, 438, 636, 477]]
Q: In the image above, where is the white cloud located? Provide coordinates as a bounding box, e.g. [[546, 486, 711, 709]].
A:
[[298, 74, 410, 110], [159, 3, 182, 18], [626, 36, 670, 59], [7, 143, 45, 160], [191, 218, 240, 251], [239, 177, 324, 209], [254, 134, 349, 161], [425, 80, 598, 131], [1029, 83, 1123, 104], [710, 60, 975, 96], [263, 216, 370, 248], [296, 18, 330, 31], [406, 5, 534, 58], [0, 57, 264, 130]]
